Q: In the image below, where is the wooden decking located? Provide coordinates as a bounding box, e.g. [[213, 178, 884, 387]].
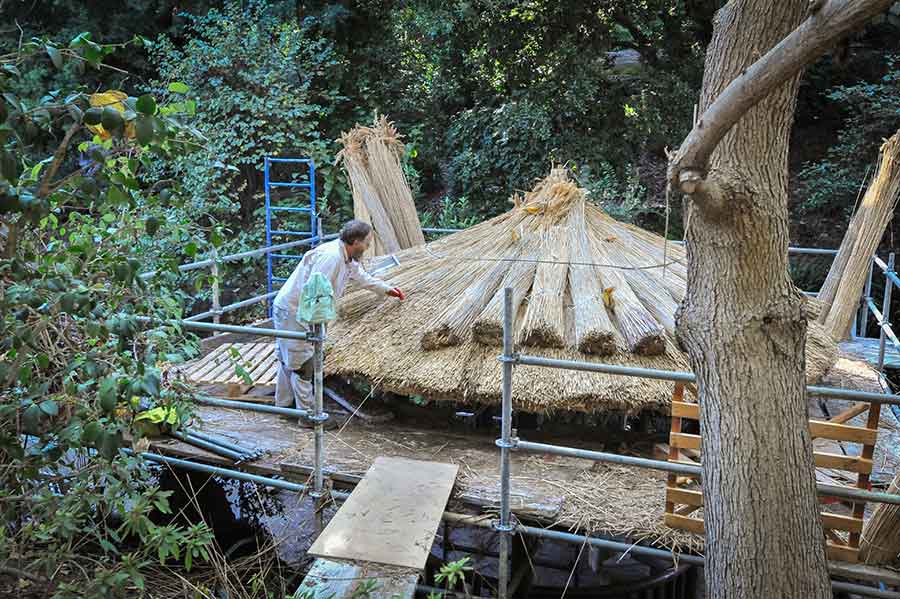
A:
[[840, 337, 900, 369]]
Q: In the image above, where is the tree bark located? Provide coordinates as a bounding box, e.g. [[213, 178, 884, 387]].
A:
[[674, 1, 831, 597]]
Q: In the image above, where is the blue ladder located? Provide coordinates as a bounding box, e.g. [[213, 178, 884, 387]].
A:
[[264, 157, 318, 316]]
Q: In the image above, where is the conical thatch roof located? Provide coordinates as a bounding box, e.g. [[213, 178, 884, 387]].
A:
[[326, 168, 838, 414]]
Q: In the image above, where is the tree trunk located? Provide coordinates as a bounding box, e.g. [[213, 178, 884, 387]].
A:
[[674, 1, 832, 597]]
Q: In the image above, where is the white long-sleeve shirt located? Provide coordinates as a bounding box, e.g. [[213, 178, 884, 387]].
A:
[[273, 239, 392, 314]]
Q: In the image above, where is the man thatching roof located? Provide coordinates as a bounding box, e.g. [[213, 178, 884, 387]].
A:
[[326, 168, 838, 414]]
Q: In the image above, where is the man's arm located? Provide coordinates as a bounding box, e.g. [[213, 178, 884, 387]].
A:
[[348, 261, 393, 296]]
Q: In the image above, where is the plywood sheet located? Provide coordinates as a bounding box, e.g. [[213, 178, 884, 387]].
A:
[[308, 456, 458, 570]]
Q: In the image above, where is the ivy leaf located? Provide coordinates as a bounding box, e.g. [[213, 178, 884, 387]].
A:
[[168, 82, 190, 94], [46, 45, 64, 70], [39, 400, 59, 417], [22, 403, 42, 433]]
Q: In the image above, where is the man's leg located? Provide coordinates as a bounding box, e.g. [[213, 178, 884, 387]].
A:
[[273, 307, 313, 409]]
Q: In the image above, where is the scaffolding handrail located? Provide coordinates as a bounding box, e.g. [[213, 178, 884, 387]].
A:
[[134, 316, 315, 341], [512, 354, 900, 405]]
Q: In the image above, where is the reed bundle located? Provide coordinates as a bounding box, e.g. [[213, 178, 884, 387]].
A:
[[818, 130, 900, 340], [337, 116, 425, 259], [860, 473, 900, 565], [568, 205, 617, 354], [327, 167, 840, 414]]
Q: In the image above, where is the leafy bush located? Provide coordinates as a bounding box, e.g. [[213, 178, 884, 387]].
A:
[[798, 55, 900, 215], [1, 34, 217, 596]]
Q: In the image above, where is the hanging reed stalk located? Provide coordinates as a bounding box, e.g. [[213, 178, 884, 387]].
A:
[[567, 205, 617, 354], [589, 227, 666, 355], [860, 473, 900, 565], [336, 116, 425, 259], [518, 224, 571, 348], [818, 130, 900, 341], [473, 233, 541, 345]]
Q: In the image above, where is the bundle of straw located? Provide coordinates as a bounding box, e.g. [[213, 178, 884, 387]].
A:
[[337, 116, 426, 259], [518, 224, 571, 348], [568, 205, 617, 354], [860, 473, 900, 564], [818, 130, 900, 341]]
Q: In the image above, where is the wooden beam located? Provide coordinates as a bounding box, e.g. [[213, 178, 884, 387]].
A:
[[666, 487, 704, 507], [671, 401, 700, 420], [825, 541, 859, 563], [664, 513, 705, 535], [813, 451, 873, 474], [670, 432, 701, 450], [820, 512, 864, 534], [826, 402, 869, 426], [808, 421, 877, 445]]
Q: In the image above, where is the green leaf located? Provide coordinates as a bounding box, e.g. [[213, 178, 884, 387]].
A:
[[145, 216, 160, 236], [101, 107, 124, 132], [82, 421, 101, 444], [36, 353, 50, 369], [98, 376, 118, 412], [184, 241, 197, 257], [106, 185, 128, 205], [46, 45, 63, 70], [168, 82, 190, 94], [22, 403, 42, 433], [136, 94, 157, 116], [39, 400, 59, 417], [101, 212, 116, 223], [84, 107, 103, 126], [1, 151, 20, 183], [135, 116, 154, 145]]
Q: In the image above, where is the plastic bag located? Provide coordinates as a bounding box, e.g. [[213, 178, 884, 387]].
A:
[[297, 271, 337, 324]]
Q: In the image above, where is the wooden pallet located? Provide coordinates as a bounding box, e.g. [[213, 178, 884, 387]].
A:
[[175, 342, 279, 391], [663, 383, 882, 563]]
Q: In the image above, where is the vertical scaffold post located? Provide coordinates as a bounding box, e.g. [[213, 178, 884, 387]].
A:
[[497, 287, 516, 599], [312, 322, 327, 532], [210, 246, 221, 325], [859, 260, 875, 337], [878, 253, 895, 371], [264, 157, 274, 318]]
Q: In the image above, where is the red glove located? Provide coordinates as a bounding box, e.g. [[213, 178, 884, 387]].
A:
[[387, 287, 405, 300]]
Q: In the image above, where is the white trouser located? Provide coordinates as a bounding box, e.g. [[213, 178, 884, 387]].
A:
[[273, 307, 314, 411]]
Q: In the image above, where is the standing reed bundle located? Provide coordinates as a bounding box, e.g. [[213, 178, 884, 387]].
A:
[[518, 224, 571, 348], [818, 130, 900, 340], [860, 473, 900, 565], [336, 116, 425, 259]]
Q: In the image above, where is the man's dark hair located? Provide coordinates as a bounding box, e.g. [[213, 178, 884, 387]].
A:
[[340, 219, 372, 244]]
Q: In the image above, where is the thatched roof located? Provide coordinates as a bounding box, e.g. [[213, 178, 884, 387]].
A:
[[326, 168, 838, 414]]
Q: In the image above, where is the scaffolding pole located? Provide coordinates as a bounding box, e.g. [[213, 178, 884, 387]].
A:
[[497, 288, 514, 599], [312, 322, 327, 533]]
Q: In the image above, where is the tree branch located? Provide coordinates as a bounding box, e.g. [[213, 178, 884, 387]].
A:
[[38, 122, 81, 199], [668, 0, 894, 195]]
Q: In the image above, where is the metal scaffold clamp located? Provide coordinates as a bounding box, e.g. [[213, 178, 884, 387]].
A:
[[307, 411, 330, 424], [492, 515, 518, 534], [495, 435, 518, 449]]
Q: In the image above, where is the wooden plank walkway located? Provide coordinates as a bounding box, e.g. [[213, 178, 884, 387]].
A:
[[840, 337, 900, 369]]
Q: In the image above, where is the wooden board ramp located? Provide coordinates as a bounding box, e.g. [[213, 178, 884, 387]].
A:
[[309, 456, 459, 569], [174, 341, 279, 390], [663, 383, 882, 563], [298, 457, 458, 599]]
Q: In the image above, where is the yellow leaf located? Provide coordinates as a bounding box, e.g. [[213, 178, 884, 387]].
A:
[[602, 287, 616, 312], [87, 90, 135, 140], [522, 204, 543, 215], [510, 227, 521, 243], [603, 235, 617, 243], [135, 406, 168, 424]]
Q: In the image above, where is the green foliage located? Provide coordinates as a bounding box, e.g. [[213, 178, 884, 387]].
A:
[[798, 55, 900, 215], [1, 34, 215, 596], [146, 0, 348, 312], [435, 556, 472, 594]]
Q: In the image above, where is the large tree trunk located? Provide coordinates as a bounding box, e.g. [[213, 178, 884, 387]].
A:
[[674, 1, 831, 597]]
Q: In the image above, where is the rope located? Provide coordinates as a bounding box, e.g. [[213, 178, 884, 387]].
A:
[[422, 245, 684, 272]]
